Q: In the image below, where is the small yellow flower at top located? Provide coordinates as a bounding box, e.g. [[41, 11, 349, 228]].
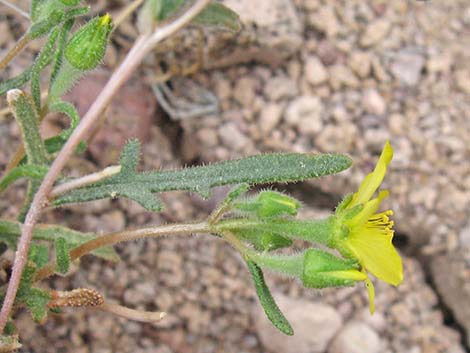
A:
[[333, 141, 403, 313]]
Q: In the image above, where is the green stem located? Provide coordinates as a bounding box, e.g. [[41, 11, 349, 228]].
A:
[[214, 216, 334, 245]]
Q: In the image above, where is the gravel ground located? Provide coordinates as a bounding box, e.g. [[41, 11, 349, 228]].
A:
[[0, 0, 469, 352]]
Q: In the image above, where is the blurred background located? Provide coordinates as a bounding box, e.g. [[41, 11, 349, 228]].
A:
[[0, 0, 469, 352]]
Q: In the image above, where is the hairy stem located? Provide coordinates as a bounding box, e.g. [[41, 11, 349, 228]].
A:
[[0, 33, 30, 71], [0, 0, 212, 334], [35, 222, 210, 282]]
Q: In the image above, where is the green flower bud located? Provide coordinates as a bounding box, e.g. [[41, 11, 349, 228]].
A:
[[234, 229, 293, 252], [301, 249, 366, 288], [235, 190, 301, 218], [64, 14, 112, 71]]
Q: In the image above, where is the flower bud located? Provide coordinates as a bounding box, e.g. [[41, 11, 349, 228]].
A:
[[235, 229, 293, 251], [301, 249, 366, 288], [64, 14, 112, 71], [235, 190, 301, 218]]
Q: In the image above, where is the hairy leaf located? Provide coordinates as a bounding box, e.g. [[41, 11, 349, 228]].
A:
[[192, 2, 240, 32], [0, 220, 119, 262], [7, 90, 47, 165], [247, 260, 293, 335], [156, 0, 240, 31], [55, 237, 70, 274], [54, 140, 352, 211], [29, 243, 49, 268], [16, 263, 50, 323], [0, 164, 48, 192], [0, 69, 32, 96]]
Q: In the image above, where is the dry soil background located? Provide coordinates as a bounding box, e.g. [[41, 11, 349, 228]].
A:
[[0, 1, 469, 353]]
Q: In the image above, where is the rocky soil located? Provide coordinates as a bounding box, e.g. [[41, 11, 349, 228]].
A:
[[0, 0, 469, 352]]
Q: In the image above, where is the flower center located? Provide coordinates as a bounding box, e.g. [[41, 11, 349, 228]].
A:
[[364, 210, 394, 236]]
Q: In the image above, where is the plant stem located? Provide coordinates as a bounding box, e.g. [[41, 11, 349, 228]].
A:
[[0, 0, 30, 19], [113, 0, 145, 30], [0, 33, 30, 71], [34, 221, 211, 282], [0, 0, 212, 334], [97, 301, 166, 324], [49, 165, 122, 199]]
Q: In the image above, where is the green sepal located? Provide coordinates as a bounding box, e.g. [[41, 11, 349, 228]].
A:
[[222, 183, 250, 206], [54, 237, 70, 275], [217, 217, 335, 246], [301, 249, 364, 288], [234, 190, 301, 219], [246, 260, 294, 336], [335, 194, 353, 213], [0, 164, 49, 192], [64, 14, 112, 71], [54, 140, 352, 211], [234, 229, 293, 252]]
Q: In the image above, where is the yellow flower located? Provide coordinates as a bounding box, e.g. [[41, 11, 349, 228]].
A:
[[335, 141, 403, 313]]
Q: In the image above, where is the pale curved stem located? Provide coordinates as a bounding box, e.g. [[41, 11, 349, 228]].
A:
[[97, 301, 166, 324], [49, 165, 122, 199]]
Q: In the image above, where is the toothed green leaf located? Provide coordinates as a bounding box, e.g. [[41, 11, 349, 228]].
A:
[[247, 260, 293, 335], [54, 140, 351, 211], [0, 220, 119, 262], [29, 243, 49, 268]]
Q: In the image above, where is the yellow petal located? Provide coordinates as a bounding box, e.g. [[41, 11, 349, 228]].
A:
[[349, 141, 393, 208], [348, 228, 403, 286], [346, 190, 389, 230], [365, 276, 376, 314]]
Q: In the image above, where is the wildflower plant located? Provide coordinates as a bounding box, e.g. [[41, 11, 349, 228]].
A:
[[0, 0, 403, 350]]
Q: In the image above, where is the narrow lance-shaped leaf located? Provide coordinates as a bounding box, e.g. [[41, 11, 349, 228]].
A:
[[55, 237, 70, 274], [50, 19, 75, 84], [0, 220, 120, 262], [54, 140, 352, 211], [7, 90, 47, 165], [0, 164, 48, 192], [0, 68, 32, 96], [246, 260, 293, 335], [31, 27, 60, 109]]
